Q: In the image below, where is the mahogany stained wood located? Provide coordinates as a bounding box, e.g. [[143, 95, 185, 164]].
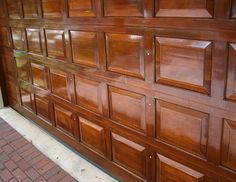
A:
[[1, 0, 236, 182]]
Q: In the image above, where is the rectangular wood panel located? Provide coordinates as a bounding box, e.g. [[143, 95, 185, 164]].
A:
[[111, 133, 146, 179], [104, 0, 144, 17], [35, 95, 51, 123], [68, 0, 95, 17], [106, 33, 145, 78], [22, 0, 39, 18], [109, 86, 146, 133], [79, 117, 106, 156], [155, 0, 214, 18], [70, 31, 98, 67], [42, 0, 63, 18], [11, 28, 26, 51], [6, 0, 21, 19], [221, 119, 236, 171], [156, 154, 205, 182], [26, 28, 43, 54], [15, 57, 30, 82], [156, 37, 212, 94], [31, 63, 48, 90], [156, 100, 209, 157]]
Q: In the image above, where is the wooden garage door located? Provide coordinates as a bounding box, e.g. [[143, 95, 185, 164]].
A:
[[1, 0, 236, 181]]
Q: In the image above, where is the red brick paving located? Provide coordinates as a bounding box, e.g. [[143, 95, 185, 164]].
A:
[[0, 118, 77, 182]]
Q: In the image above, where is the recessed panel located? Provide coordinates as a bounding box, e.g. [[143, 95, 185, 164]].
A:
[[109, 86, 146, 133], [6, 0, 21, 19], [50, 69, 70, 101], [156, 37, 212, 94], [111, 133, 146, 178], [70, 31, 98, 67], [35, 95, 51, 122], [45, 29, 65, 60], [31, 63, 48, 89], [79, 117, 106, 156], [68, 0, 95, 17], [221, 119, 236, 171], [156, 100, 209, 157], [156, 154, 205, 182], [42, 0, 62, 18], [20, 89, 33, 110], [22, 0, 39, 18], [11, 28, 26, 51], [75, 76, 101, 114], [15, 57, 30, 82], [54, 104, 78, 137], [26, 29, 42, 54], [156, 0, 214, 18], [104, 0, 143, 17], [106, 33, 145, 78], [0, 27, 10, 47], [226, 43, 236, 101], [0, 1, 6, 18], [232, 0, 236, 18]]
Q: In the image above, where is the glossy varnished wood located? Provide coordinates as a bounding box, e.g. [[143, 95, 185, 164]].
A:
[[1, 1, 236, 182]]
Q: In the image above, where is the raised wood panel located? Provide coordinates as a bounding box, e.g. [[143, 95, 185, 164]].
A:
[[157, 154, 205, 182], [70, 31, 98, 67], [20, 88, 33, 110], [79, 117, 106, 156], [75, 76, 101, 114], [0, 27, 10, 47], [42, 0, 62, 18], [35, 95, 51, 122], [68, 0, 95, 17], [15, 57, 30, 82], [50, 69, 70, 101], [104, 0, 143, 17], [156, 100, 209, 157], [45, 29, 65, 60], [31, 63, 48, 89], [3, 51, 15, 76], [0, 1, 6, 18], [221, 119, 236, 171], [109, 86, 146, 133], [106, 33, 145, 78], [111, 133, 146, 178], [232, 0, 236, 18], [155, 0, 214, 18], [26, 28, 42, 54], [6, 80, 18, 102], [6, 0, 21, 19], [11, 28, 26, 51], [22, 0, 39, 18], [226, 43, 236, 101], [156, 37, 212, 94], [54, 104, 78, 137]]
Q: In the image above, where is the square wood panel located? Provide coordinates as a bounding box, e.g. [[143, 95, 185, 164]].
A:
[[26, 29, 42, 54], [15, 57, 30, 82], [109, 86, 146, 133], [70, 31, 98, 67], [221, 119, 236, 171], [106, 33, 145, 78], [79, 117, 106, 156], [111, 133, 146, 178], [155, 0, 214, 18], [226, 43, 236, 101], [22, 0, 39, 18], [232, 0, 236, 18], [35, 95, 51, 123], [6, 0, 21, 19], [156, 37, 212, 94], [68, 0, 95, 17], [50, 69, 71, 101], [54, 104, 78, 137], [31, 63, 48, 90], [156, 100, 209, 157], [45, 29, 65, 60], [156, 154, 205, 181], [75, 76, 102, 114], [104, 0, 144, 17], [42, 0, 63, 18], [20, 88, 34, 111], [11, 28, 26, 51]]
